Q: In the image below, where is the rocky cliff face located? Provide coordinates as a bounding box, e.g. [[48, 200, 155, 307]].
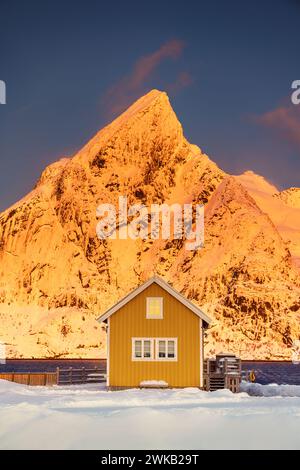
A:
[[0, 90, 299, 359], [275, 187, 300, 209]]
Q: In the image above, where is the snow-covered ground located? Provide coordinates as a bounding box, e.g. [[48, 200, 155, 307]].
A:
[[0, 379, 300, 450]]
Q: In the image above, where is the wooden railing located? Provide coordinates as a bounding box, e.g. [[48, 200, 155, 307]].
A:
[[57, 367, 106, 385]]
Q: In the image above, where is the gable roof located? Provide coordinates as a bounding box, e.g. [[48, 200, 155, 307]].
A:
[[97, 276, 212, 325]]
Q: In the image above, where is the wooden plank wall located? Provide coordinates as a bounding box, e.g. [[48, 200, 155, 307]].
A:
[[110, 283, 201, 388], [0, 372, 57, 386]]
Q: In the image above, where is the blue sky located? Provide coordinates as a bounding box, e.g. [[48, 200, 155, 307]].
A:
[[0, 0, 299, 211]]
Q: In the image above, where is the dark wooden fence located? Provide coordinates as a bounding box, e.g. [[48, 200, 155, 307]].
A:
[[0, 366, 106, 386], [57, 367, 106, 385]]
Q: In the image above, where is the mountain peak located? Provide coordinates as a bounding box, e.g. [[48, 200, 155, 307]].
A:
[[74, 89, 184, 166], [122, 88, 168, 110], [106, 88, 171, 127], [235, 170, 279, 196]]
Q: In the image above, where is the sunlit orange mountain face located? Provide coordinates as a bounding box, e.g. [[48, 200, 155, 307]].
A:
[[0, 90, 299, 359]]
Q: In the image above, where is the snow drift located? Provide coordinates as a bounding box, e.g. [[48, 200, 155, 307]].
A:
[[1, 380, 300, 450]]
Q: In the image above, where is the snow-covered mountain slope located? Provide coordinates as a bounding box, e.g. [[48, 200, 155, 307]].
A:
[[0, 91, 299, 359]]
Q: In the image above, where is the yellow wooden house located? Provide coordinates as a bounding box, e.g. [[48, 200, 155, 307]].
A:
[[97, 276, 211, 389]]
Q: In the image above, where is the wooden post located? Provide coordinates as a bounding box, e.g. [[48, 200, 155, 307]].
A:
[[27, 373, 30, 386], [56, 367, 60, 385], [207, 360, 210, 391], [82, 367, 85, 384], [12, 371, 14, 383], [69, 367, 72, 384], [44, 373, 47, 386]]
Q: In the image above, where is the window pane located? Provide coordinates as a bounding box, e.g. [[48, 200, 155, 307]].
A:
[[135, 340, 142, 358], [147, 298, 162, 318], [168, 340, 175, 358], [158, 340, 166, 358], [143, 340, 151, 358]]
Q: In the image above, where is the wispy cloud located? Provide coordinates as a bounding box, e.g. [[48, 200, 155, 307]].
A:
[[256, 102, 300, 148], [167, 72, 194, 95], [102, 39, 190, 118]]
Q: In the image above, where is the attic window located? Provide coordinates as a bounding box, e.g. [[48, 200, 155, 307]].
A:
[[146, 297, 163, 319]]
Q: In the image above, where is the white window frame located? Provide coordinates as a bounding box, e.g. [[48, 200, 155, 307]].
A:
[[146, 297, 163, 319], [132, 338, 155, 361], [155, 338, 178, 362]]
